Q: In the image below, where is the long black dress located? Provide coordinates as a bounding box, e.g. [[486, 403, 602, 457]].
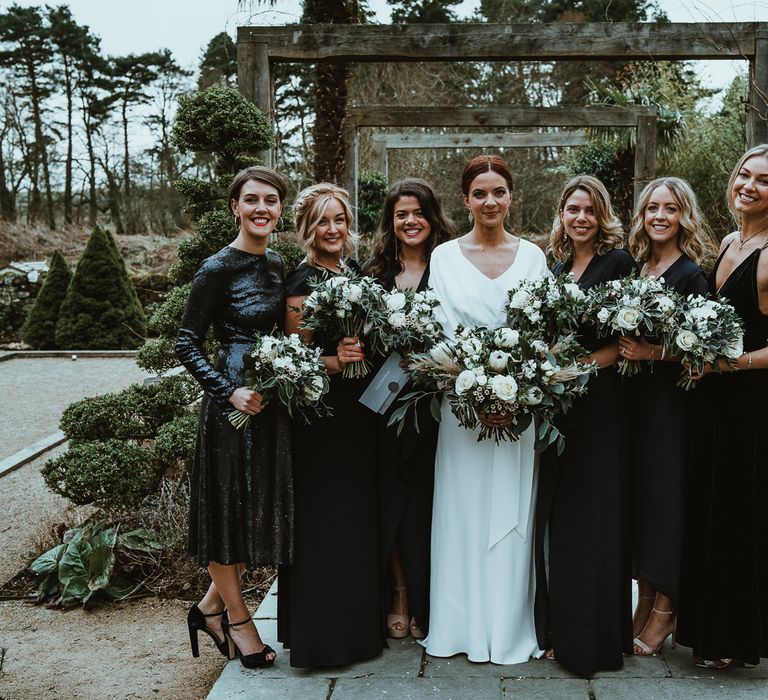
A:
[[535, 248, 635, 676], [176, 246, 293, 568], [375, 268, 438, 635], [277, 261, 384, 668], [628, 255, 708, 604], [677, 240, 768, 664]]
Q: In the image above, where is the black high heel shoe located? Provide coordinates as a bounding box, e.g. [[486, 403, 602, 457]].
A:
[[223, 616, 276, 669], [187, 605, 230, 658]]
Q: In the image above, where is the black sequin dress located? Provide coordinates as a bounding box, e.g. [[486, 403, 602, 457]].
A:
[[277, 261, 384, 668], [677, 240, 768, 664], [176, 246, 293, 569]]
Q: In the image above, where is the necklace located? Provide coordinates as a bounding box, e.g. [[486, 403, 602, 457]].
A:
[[738, 230, 768, 251]]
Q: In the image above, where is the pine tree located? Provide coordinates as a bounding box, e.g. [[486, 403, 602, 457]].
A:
[[20, 250, 72, 349], [55, 227, 146, 349]]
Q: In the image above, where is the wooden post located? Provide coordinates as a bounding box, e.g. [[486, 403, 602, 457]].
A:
[[237, 40, 274, 166], [342, 120, 360, 218], [749, 33, 768, 147], [634, 115, 657, 202], [370, 137, 388, 175]]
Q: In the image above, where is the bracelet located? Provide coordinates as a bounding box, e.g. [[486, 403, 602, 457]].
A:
[[660, 346, 666, 361], [747, 351, 753, 368]]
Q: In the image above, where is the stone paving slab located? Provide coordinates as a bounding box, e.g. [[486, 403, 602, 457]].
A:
[[592, 677, 768, 698], [333, 677, 503, 699]]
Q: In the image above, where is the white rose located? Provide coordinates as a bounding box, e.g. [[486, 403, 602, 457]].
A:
[[388, 311, 406, 328], [724, 336, 744, 360], [675, 330, 699, 352], [328, 276, 347, 288], [386, 292, 407, 311], [460, 338, 482, 355], [455, 369, 477, 395], [488, 350, 510, 371], [528, 309, 542, 323], [304, 376, 325, 402], [657, 295, 675, 313], [597, 307, 611, 324], [519, 386, 544, 405], [490, 374, 518, 403], [429, 342, 453, 364], [476, 374, 488, 386], [347, 284, 362, 303], [564, 282, 585, 301], [616, 307, 642, 331], [509, 289, 530, 309], [493, 327, 519, 348], [273, 357, 295, 371], [259, 337, 279, 358]]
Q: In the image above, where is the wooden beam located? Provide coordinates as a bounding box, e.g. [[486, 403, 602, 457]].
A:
[[347, 105, 656, 128], [237, 41, 274, 165], [370, 131, 588, 149], [237, 23, 756, 62], [748, 33, 768, 147], [634, 115, 657, 201]]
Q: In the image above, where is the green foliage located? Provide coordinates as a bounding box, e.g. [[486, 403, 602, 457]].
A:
[[58, 374, 199, 441], [358, 170, 388, 235], [55, 227, 146, 349], [135, 337, 183, 374], [148, 283, 190, 336], [198, 31, 237, 89], [564, 140, 621, 197], [270, 237, 305, 274], [174, 177, 226, 221], [173, 87, 272, 176], [20, 250, 72, 349], [30, 520, 163, 606], [154, 413, 198, 471], [389, 0, 460, 22], [42, 439, 159, 509], [169, 208, 236, 285]]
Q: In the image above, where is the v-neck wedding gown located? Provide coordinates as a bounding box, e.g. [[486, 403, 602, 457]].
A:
[[421, 238, 548, 664]]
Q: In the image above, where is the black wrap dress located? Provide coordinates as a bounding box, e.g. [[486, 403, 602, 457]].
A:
[[277, 261, 384, 668], [535, 248, 635, 676], [677, 239, 768, 664], [176, 245, 293, 569], [628, 254, 708, 605]]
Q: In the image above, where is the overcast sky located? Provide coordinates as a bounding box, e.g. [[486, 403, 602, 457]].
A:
[[5, 0, 768, 90]]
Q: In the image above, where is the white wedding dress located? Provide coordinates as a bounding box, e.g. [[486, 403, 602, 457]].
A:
[[421, 237, 547, 664]]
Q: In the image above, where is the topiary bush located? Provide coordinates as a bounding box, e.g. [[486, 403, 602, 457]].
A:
[[169, 208, 237, 285], [42, 439, 160, 509], [55, 227, 147, 349], [154, 413, 198, 471], [20, 250, 72, 349]]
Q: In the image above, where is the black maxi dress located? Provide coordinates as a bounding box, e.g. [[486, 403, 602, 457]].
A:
[[277, 261, 384, 668], [375, 268, 438, 636], [628, 255, 708, 604], [677, 240, 768, 665], [176, 246, 293, 569], [534, 248, 635, 676]]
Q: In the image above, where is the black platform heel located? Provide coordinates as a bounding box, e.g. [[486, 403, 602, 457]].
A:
[[187, 605, 230, 658], [223, 616, 276, 669]]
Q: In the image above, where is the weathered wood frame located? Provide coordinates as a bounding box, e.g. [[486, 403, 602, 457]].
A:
[[237, 22, 765, 194]]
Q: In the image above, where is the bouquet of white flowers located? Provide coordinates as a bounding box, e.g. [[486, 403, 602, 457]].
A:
[[228, 332, 332, 429], [301, 271, 387, 378], [506, 273, 588, 342], [666, 295, 744, 390], [375, 287, 445, 355], [587, 275, 680, 376], [391, 325, 595, 451]]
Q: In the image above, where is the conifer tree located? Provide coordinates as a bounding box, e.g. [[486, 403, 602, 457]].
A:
[[20, 250, 71, 349], [55, 227, 146, 349]]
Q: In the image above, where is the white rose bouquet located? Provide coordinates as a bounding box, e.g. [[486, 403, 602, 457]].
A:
[[665, 295, 744, 390], [587, 275, 681, 376], [301, 270, 387, 378], [391, 325, 595, 450], [228, 332, 332, 429], [506, 273, 588, 342], [375, 287, 445, 355]]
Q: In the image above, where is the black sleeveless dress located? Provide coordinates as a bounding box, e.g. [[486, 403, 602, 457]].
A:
[[277, 261, 384, 668], [677, 240, 768, 664], [176, 246, 293, 568], [534, 248, 635, 676], [627, 254, 708, 604]]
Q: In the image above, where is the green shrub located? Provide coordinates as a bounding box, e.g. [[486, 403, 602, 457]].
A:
[[154, 413, 198, 471], [271, 237, 305, 274], [169, 208, 237, 285], [148, 284, 191, 336], [135, 338, 181, 374], [55, 227, 147, 349], [174, 178, 226, 221], [20, 250, 72, 349], [42, 440, 159, 509], [358, 170, 388, 236]]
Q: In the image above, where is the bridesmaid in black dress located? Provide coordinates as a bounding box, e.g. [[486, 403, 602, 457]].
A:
[[176, 166, 292, 668], [535, 175, 635, 676], [277, 183, 384, 667], [677, 145, 768, 668], [365, 179, 454, 640], [618, 177, 711, 655]]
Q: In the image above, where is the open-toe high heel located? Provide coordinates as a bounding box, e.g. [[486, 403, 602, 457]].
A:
[[387, 586, 409, 639], [633, 608, 676, 656], [409, 617, 425, 640], [187, 605, 229, 658], [223, 616, 276, 669]]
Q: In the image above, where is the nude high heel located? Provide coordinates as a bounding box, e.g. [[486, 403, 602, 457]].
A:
[[387, 586, 409, 639], [633, 608, 676, 656]]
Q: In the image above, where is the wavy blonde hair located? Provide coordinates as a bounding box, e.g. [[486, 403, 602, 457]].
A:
[[293, 183, 359, 268], [549, 175, 624, 262], [726, 143, 768, 224], [629, 177, 714, 265]]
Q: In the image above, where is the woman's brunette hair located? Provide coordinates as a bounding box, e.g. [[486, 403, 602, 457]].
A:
[[366, 178, 455, 281], [461, 155, 514, 196], [293, 183, 358, 267], [628, 177, 714, 265], [549, 175, 624, 262], [228, 166, 288, 213], [726, 143, 768, 223]]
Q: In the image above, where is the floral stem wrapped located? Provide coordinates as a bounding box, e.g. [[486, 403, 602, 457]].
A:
[[228, 332, 332, 429], [375, 287, 446, 355], [665, 295, 744, 390], [300, 270, 387, 379]]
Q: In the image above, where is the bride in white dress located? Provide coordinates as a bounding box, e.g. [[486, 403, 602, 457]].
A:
[[421, 156, 547, 664]]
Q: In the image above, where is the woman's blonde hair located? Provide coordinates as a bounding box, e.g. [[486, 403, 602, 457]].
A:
[[549, 175, 624, 262], [293, 183, 359, 267], [628, 177, 714, 265], [726, 143, 768, 223]]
